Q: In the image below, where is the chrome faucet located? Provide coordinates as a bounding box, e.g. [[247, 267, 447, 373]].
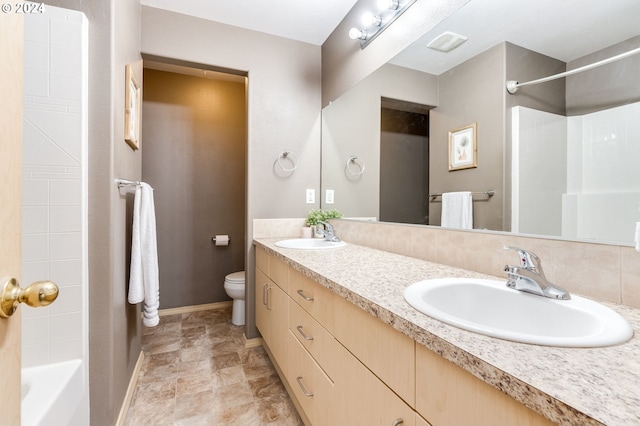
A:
[[503, 246, 571, 300], [317, 221, 341, 242]]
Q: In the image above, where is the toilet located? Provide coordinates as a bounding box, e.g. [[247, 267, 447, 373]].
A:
[[224, 271, 246, 326]]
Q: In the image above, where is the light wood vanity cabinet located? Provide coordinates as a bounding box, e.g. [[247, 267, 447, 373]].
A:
[[332, 294, 415, 406], [255, 245, 555, 426], [255, 248, 288, 365], [415, 344, 555, 426]]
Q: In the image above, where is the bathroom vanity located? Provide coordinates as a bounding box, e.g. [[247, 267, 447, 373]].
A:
[[254, 238, 640, 426]]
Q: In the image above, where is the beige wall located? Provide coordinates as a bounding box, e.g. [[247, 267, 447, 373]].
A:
[[429, 44, 505, 231], [322, 0, 469, 106], [45, 0, 143, 424], [567, 35, 640, 115], [142, 69, 246, 309], [141, 6, 322, 338], [322, 63, 437, 218]]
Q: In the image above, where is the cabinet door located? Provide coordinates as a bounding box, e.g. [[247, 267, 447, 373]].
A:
[[333, 341, 415, 426], [255, 268, 271, 343], [332, 295, 415, 406], [269, 282, 289, 365], [415, 344, 555, 426]]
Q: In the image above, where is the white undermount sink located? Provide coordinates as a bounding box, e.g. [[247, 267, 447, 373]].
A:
[[275, 238, 347, 249], [404, 278, 633, 347]]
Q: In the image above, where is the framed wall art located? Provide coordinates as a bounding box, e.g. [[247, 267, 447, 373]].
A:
[[448, 122, 477, 171], [124, 64, 141, 150]]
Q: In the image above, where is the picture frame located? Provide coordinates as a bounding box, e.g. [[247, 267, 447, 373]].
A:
[[124, 64, 141, 150], [448, 122, 477, 171]]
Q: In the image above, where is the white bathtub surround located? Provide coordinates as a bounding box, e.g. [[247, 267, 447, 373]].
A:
[[22, 6, 89, 425], [512, 103, 640, 243], [128, 182, 160, 327]]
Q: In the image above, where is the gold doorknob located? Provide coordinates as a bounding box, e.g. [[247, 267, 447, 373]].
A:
[[0, 277, 59, 318]]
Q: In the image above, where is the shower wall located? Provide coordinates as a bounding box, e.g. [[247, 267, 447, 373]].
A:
[[142, 69, 247, 309], [511, 106, 567, 236], [22, 6, 88, 369], [512, 102, 640, 243], [22, 6, 90, 424], [564, 101, 640, 242]]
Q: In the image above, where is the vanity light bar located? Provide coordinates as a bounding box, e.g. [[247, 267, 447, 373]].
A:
[[349, 0, 417, 49]]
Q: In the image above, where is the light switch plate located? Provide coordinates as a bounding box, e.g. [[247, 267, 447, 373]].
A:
[[325, 189, 334, 204], [306, 189, 315, 204]]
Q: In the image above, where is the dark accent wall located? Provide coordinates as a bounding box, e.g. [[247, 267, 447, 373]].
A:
[[380, 108, 430, 224], [142, 69, 246, 309]]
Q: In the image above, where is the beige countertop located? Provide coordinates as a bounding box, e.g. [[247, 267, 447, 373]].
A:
[[254, 238, 640, 426]]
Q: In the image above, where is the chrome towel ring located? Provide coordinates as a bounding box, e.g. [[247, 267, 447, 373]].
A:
[[276, 149, 298, 173], [345, 156, 365, 176]]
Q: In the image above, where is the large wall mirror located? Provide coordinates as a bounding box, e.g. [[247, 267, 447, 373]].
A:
[[321, 0, 640, 245]]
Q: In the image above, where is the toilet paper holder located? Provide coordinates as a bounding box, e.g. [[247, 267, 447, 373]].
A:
[[211, 235, 231, 245]]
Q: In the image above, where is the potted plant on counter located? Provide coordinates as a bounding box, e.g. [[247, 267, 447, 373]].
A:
[[305, 209, 342, 238]]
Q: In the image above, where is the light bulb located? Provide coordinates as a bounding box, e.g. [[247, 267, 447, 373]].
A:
[[362, 12, 382, 27], [377, 0, 400, 10], [348, 28, 366, 40]]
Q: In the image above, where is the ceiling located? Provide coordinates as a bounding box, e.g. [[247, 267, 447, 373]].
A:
[[140, 0, 359, 45], [391, 0, 640, 75], [141, 0, 639, 77]]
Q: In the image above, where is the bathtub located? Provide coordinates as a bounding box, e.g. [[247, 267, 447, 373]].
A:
[[21, 359, 84, 426]]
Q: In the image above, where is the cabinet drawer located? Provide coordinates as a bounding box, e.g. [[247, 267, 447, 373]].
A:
[[256, 245, 268, 273], [269, 254, 288, 291], [333, 340, 416, 426], [415, 344, 554, 426], [332, 295, 415, 407], [289, 268, 335, 329], [289, 298, 336, 380], [286, 331, 335, 425]]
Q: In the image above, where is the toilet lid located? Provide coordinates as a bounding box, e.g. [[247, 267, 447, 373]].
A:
[[225, 271, 245, 283]]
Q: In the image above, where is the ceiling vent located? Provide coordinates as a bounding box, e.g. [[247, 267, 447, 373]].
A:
[[427, 31, 468, 52]]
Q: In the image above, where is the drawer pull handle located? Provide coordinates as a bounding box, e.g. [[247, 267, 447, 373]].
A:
[[296, 376, 314, 397], [262, 283, 268, 306], [296, 289, 314, 301], [391, 419, 403, 426], [296, 325, 314, 341]]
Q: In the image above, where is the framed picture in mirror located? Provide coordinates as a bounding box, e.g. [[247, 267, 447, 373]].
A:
[[124, 64, 141, 150], [448, 122, 477, 171]]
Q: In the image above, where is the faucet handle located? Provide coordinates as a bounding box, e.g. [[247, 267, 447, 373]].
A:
[[503, 246, 543, 273]]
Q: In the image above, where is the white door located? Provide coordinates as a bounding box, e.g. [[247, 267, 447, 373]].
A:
[[0, 12, 25, 424]]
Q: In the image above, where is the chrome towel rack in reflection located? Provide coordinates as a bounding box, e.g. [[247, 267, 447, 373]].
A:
[[429, 190, 495, 202], [116, 178, 141, 188]]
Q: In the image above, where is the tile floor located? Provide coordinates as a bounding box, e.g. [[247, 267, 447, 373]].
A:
[[124, 306, 304, 425]]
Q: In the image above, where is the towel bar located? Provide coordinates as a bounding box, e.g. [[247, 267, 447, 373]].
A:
[[116, 178, 141, 188], [429, 190, 495, 201]]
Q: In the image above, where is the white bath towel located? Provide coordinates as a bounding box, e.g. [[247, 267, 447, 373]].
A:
[[128, 182, 160, 327], [441, 191, 473, 229]]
